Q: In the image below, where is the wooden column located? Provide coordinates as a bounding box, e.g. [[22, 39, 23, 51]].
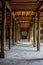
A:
[[29, 28, 31, 42], [33, 17, 36, 47], [15, 22, 18, 42], [31, 26, 33, 42], [29, 26, 32, 42], [32, 26, 33, 42], [29, 30, 30, 41], [27, 30, 30, 41], [9, 13, 12, 49], [0, 0, 6, 58], [42, 26, 43, 43], [12, 18, 15, 45], [17, 24, 21, 41], [37, 11, 40, 51], [14, 21, 16, 42]]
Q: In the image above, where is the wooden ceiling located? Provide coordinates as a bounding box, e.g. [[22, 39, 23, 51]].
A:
[[8, 0, 43, 28], [0, 0, 43, 29]]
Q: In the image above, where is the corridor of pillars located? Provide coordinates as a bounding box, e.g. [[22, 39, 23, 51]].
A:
[[0, 0, 43, 58], [0, 1, 16, 58]]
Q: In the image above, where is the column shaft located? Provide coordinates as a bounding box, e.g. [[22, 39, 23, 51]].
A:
[[9, 13, 12, 49], [12, 18, 15, 45], [33, 20, 36, 47], [37, 11, 40, 51], [42, 26, 43, 43]]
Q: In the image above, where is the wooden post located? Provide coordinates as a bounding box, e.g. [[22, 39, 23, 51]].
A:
[[27, 29, 30, 41], [15, 21, 17, 42], [29, 26, 32, 42], [33, 17, 36, 47], [29, 28, 31, 42], [27, 31, 29, 41], [32, 26, 33, 43], [16, 23, 20, 42], [37, 11, 40, 51], [31, 26, 33, 42], [9, 13, 12, 49], [14, 20, 16, 43], [12, 18, 15, 45], [0, 0, 6, 58], [42, 26, 43, 43], [17, 24, 21, 41]]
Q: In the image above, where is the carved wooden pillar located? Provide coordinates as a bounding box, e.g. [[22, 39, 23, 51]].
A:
[[29, 30, 30, 41], [32, 25, 33, 42], [17, 24, 21, 41], [1, 0, 6, 58], [9, 13, 12, 49], [12, 18, 16, 45], [33, 17, 36, 47], [12, 18, 14, 45], [29, 28, 31, 42], [14, 21, 17, 42], [31, 26, 33, 42], [42, 26, 43, 43], [37, 11, 40, 51], [27, 30, 29, 41], [29, 26, 33, 42]]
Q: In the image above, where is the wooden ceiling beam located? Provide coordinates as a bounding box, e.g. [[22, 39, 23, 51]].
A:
[[8, 2, 41, 11], [8, 2, 41, 4], [8, 0, 37, 3], [16, 21, 30, 23], [15, 16, 33, 17], [11, 5, 40, 11]]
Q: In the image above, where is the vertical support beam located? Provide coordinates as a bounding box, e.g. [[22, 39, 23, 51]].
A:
[[12, 18, 15, 45], [29, 26, 32, 42], [1, 0, 6, 58], [32, 25, 33, 42], [12, 18, 14, 46], [29, 27, 31, 42], [17, 24, 21, 41], [16, 24, 19, 41], [15, 20, 16, 42], [27, 29, 29, 41], [20, 30, 21, 40], [37, 11, 40, 51], [9, 13, 12, 49], [42, 26, 43, 43], [31, 25, 33, 42], [33, 17, 36, 47], [16, 23, 21, 42], [27, 27, 32, 41], [29, 28, 30, 42], [15, 22, 18, 42]]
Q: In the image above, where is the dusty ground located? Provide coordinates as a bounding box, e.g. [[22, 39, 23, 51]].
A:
[[0, 40, 43, 65]]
